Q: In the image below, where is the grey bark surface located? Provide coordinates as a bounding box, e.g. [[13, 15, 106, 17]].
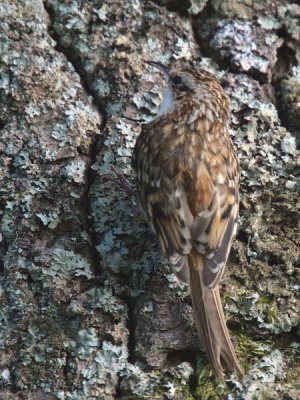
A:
[[0, 0, 299, 399]]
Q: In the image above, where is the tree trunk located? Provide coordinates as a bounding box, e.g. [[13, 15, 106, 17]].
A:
[[0, 1, 299, 399]]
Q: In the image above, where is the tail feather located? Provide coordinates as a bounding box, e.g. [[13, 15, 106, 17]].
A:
[[189, 255, 243, 381]]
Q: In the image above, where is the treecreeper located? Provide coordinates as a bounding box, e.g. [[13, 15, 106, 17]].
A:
[[132, 60, 243, 381]]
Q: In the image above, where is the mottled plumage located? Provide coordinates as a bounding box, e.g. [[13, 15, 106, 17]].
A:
[[132, 62, 242, 380]]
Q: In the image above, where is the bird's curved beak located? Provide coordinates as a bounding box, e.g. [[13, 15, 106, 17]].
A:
[[143, 60, 170, 76]]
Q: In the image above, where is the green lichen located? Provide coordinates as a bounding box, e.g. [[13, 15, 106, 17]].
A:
[[64, 160, 87, 184], [76, 328, 99, 359], [87, 285, 127, 317], [188, 0, 208, 15], [257, 16, 281, 30], [228, 290, 295, 334], [194, 363, 228, 400], [120, 362, 194, 399], [166, 273, 189, 298], [236, 334, 269, 372], [36, 210, 60, 229], [278, 4, 300, 36], [48, 248, 93, 280]]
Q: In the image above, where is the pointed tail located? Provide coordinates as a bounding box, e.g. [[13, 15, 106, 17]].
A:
[[188, 253, 243, 381]]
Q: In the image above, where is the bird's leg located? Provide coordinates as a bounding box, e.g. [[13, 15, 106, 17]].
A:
[[110, 166, 136, 198], [109, 166, 144, 226]]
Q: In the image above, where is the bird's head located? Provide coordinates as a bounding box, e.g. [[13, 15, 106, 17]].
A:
[[144, 60, 229, 116]]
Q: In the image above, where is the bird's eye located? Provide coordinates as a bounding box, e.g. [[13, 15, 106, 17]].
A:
[[171, 75, 183, 85]]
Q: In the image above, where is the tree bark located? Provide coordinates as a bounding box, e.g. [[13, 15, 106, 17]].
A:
[[0, 1, 299, 399]]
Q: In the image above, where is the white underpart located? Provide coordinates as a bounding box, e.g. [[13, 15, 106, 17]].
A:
[[157, 84, 174, 116]]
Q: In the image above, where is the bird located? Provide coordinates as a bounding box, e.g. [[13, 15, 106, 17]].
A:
[[132, 60, 243, 381]]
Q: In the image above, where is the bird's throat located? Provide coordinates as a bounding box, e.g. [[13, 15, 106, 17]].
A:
[[157, 84, 174, 117]]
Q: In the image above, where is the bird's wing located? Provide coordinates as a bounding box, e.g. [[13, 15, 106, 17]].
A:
[[190, 169, 239, 288], [132, 114, 239, 288], [132, 119, 194, 280]]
